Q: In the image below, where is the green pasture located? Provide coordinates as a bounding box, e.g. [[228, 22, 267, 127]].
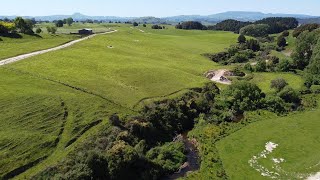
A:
[[217, 96, 320, 179]]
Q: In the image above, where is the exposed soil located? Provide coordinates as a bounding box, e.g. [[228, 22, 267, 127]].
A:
[[206, 69, 232, 85]]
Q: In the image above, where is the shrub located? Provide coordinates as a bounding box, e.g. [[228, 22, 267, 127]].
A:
[[133, 22, 139, 26], [277, 59, 292, 72], [246, 39, 260, 52], [143, 24, 146, 27], [282, 30, 290, 37], [35, 27, 42, 34], [255, 60, 267, 72], [238, 34, 246, 44], [263, 96, 287, 114], [223, 81, 265, 113], [311, 85, 320, 94], [146, 142, 186, 173], [230, 53, 248, 63], [46, 26, 57, 34], [244, 63, 254, 72], [151, 25, 163, 29], [278, 86, 301, 104], [277, 36, 287, 47], [271, 78, 288, 92]]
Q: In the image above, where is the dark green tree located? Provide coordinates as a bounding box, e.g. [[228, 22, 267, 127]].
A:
[[238, 34, 246, 44], [66, 17, 74, 26], [277, 36, 287, 47], [55, 20, 64, 27]]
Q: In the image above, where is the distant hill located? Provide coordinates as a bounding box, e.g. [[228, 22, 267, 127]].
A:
[[0, 11, 318, 24]]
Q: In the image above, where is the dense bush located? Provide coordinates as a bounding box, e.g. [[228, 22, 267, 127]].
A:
[[211, 19, 252, 33], [255, 17, 298, 34], [35, 27, 42, 34], [13, 17, 34, 34], [146, 142, 186, 174], [46, 26, 57, 34], [222, 81, 266, 114], [246, 39, 260, 51], [175, 21, 205, 30], [240, 24, 270, 37], [305, 39, 320, 87], [151, 25, 163, 29], [271, 78, 288, 92], [292, 31, 320, 70], [282, 30, 290, 37], [277, 35, 287, 47], [238, 34, 246, 44], [293, 23, 320, 38], [0, 21, 15, 34], [133, 22, 139, 26], [276, 59, 292, 72], [255, 60, 267, 72], [278, 86, 301, 104]]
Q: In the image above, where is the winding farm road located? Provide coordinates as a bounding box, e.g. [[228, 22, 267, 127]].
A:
[[0, 30, 118, 66]]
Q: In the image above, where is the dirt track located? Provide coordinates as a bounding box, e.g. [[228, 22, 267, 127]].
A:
[[0, 30, 118, 66]]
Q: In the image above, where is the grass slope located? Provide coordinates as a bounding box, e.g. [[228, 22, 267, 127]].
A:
[[8, 26, 239, 109], [217, 97, 320, 179], [0, 33, 79, 60], [0, 68, 132, 178], [1, 26, 239, 178]]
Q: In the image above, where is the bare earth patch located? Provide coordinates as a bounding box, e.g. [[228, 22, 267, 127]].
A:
[[206, 69, 232, 85]]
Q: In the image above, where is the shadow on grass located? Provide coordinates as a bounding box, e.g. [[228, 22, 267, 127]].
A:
[[0, 33, 43, 39]]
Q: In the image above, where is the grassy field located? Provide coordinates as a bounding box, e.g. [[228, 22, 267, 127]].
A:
[[35, 22, 119, 34], [216, 96, 320, 179], [7, 26, 239, 109], [0, 67, 133, 178], [0, 24, 312, 179], [250, 72, 304, 93], [0, 33, 79, 60], [0, 25, 241, 178]]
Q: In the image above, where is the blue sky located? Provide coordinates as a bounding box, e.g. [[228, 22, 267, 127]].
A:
[[2, 0, 320, 17]]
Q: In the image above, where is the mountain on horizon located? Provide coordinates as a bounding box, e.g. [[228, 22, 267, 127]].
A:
[[0, 11, 318, 23]]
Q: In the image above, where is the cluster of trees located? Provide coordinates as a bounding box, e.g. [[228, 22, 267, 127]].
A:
[[151, 25, 165, 29], [0, 21, 15, 34], [239, 24, 270, 37], [54, 18, 74, 27], [33, 73, 308, 179], [209, 19, 252, 33], [34, 83, 221, 180], [204, 38, 260, 65], [175, 21, 206, 30], [292, 23, 320, 38], [46, 26, 57, 34], [212, 17, 298, 37], [0, 17, 35, 35], [255, 17, 299, 34]]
